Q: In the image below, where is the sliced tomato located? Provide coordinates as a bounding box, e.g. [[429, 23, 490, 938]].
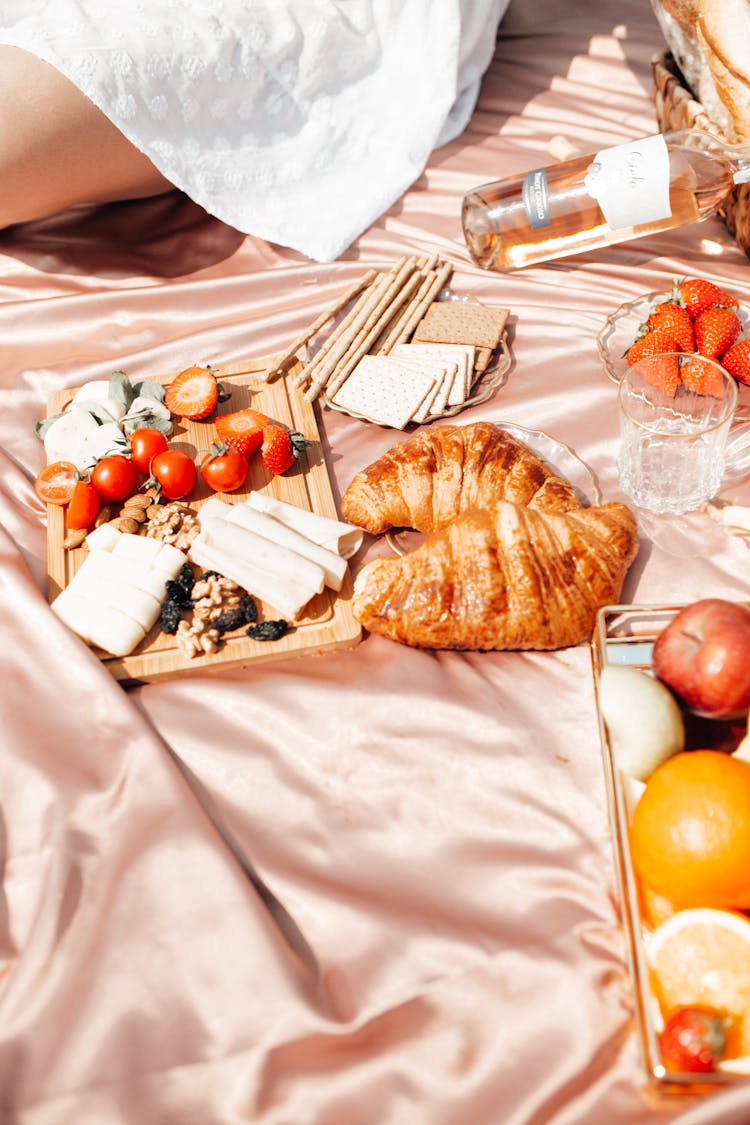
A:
[[65, 480, 101, 530], [34, 461, 79, 506]]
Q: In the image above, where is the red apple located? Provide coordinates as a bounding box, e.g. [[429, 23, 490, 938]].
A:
[[652, 598, 750, 719]]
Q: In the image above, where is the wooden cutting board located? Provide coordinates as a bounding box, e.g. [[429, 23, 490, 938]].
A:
[[44, 358, 362, 685]]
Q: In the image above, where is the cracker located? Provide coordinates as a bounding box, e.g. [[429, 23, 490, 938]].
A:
[[330, 355, 436, 429], [393, 356, 448, 423], [413, 302, 509, 351], [394, 343, 475, 404]]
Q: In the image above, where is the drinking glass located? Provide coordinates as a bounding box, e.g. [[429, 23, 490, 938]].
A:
[[617, 353, 737, 515]]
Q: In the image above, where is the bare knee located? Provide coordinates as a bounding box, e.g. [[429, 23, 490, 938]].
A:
[[0, 46, 172, 227]]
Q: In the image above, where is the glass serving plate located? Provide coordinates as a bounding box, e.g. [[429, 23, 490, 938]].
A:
[[323, 288, 512, 427], [592, 604, 750, 1091], [597, 292, 750, 423], [387, 421, 600, 556]]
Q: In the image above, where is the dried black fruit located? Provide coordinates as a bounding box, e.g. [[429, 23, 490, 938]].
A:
[[212, 606, 249, 635], [239, 593, 257, 624], [245, 619, 290, 642], [164, 577, 193, 607], [176, 562, 195, 592], [159, 598, 182, 635]]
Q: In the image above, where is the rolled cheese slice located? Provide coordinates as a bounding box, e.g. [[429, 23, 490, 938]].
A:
[[224, 504, 347, 592], [245, 492, 363, 558], [189, 540, 314, 621], [198, 516, 325, 595]]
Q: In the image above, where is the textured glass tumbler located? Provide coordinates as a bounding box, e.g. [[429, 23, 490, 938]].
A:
[[617, 354, 738, 515]]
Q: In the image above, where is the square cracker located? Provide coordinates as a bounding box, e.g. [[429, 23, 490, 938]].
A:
[[331, 354, 436, 429], [413, 302, 509, 351], [394, 343, 475, 404], [392, 355, 448, 423]]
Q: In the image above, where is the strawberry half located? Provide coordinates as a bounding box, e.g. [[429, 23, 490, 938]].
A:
[[165, 365, 220, 420], [680, 355, 727, 398], [676, 277, 738, 319], [260, 424, 310, 476], [694, 306, 741, 359], [720, 337, 750, 386], [625, 329, 681, 397], [646, 301, 695, 354], [215, 408, 269, 458]]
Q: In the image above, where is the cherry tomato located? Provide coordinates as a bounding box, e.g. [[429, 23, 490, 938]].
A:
[[65, 480, 100, 530], [91, 455, 139, 502], [150, 449, 197, 499], [34, 461, 79, 506], [129, 427, 169, 474], [200, 445, 249, 493]]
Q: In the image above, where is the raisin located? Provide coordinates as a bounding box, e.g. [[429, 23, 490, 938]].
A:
[[240, 593, 257, 624], [245, 619, 290, 642], [176, 562, 195, 592], [212, 606, 249, 635], [159, 598, 182, 635], [164, 577, 193, 607]]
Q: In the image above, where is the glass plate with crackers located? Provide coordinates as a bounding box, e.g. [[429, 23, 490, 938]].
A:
[[321, 288, 511, 428]]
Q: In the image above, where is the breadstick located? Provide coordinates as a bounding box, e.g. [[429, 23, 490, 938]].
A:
[[263, 269, 378, 381], [311, 268, 423, 402], [292, 269, 391, 389], [383, 260, 454, 352], [304, 256, 419, 400]]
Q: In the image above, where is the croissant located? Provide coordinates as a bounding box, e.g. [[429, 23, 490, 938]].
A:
[[340, 421, 581, 536], [351, 500, 639, 650]]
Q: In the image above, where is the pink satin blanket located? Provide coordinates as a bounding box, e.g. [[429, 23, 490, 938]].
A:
[[2, 1, 750, 1122]]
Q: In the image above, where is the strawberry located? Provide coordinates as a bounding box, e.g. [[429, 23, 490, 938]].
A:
[[625, 329, 681, 397], [260, 424, 310, 475], [215, 408, 269, 458], [646, 301, 695, 354], [680, 355, 727, 398], [694, 306, 742, 359], [165, 365, 219, 420], [675, 277, 738, 319], [719, 337, 750, 386], [658, 1006, 726, 1074]]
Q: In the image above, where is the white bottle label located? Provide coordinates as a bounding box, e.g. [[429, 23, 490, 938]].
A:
[[584, 134, 671, 230]]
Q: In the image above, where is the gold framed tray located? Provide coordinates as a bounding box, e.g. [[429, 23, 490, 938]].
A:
[[592, 604, 750, 1090], [44, 358, 362, 686]]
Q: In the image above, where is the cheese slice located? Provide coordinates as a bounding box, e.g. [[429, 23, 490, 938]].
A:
[[223, 504, 347, 591], [198, 516, 325, 594], [189, 540, 314, 621], [245, 492, 363, 558], [52, 588, 147, 657]]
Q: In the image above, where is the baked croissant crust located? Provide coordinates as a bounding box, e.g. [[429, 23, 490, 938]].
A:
[[351, 500, 639, 650], [340, 421, 581, 535]]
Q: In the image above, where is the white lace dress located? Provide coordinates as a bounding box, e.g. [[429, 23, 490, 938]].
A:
[[0, 0, 509, 261]]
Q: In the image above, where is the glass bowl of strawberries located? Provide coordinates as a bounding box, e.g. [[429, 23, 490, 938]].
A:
[[598, 278, 750, 420]]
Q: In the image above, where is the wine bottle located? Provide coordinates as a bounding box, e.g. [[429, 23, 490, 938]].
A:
[[461, 130, 750, 272]]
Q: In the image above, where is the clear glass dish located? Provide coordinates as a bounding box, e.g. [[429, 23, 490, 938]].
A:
[[597, 291, 750, 422], [323, 288, 512, 427]]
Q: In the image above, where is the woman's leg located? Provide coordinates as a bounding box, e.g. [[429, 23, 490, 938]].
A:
[[0, 45, 174, 227]]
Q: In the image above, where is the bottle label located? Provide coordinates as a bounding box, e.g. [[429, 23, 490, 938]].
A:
[[522, 169, 550, 229], [584, 134, 671, 230]]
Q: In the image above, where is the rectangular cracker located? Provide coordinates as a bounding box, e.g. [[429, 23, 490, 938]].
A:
[[394, 343, 475, 404], [413, 302, 509, 351], [330, 354, 436, 429]]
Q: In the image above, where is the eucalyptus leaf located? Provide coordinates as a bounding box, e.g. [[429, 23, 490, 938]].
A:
[[35, 411, 67, 440], [108, 370, 134, 410], [132, 379, 166, 403], [72, 400, 119, 425], [121, 410, 173, 437]]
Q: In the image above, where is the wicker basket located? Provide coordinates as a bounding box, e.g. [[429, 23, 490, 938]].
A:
[[652, 50, 750, 258]]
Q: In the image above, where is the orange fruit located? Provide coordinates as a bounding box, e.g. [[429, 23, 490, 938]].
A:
[[647, 907, 750, 1059], [630, 750, 750, 910]]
